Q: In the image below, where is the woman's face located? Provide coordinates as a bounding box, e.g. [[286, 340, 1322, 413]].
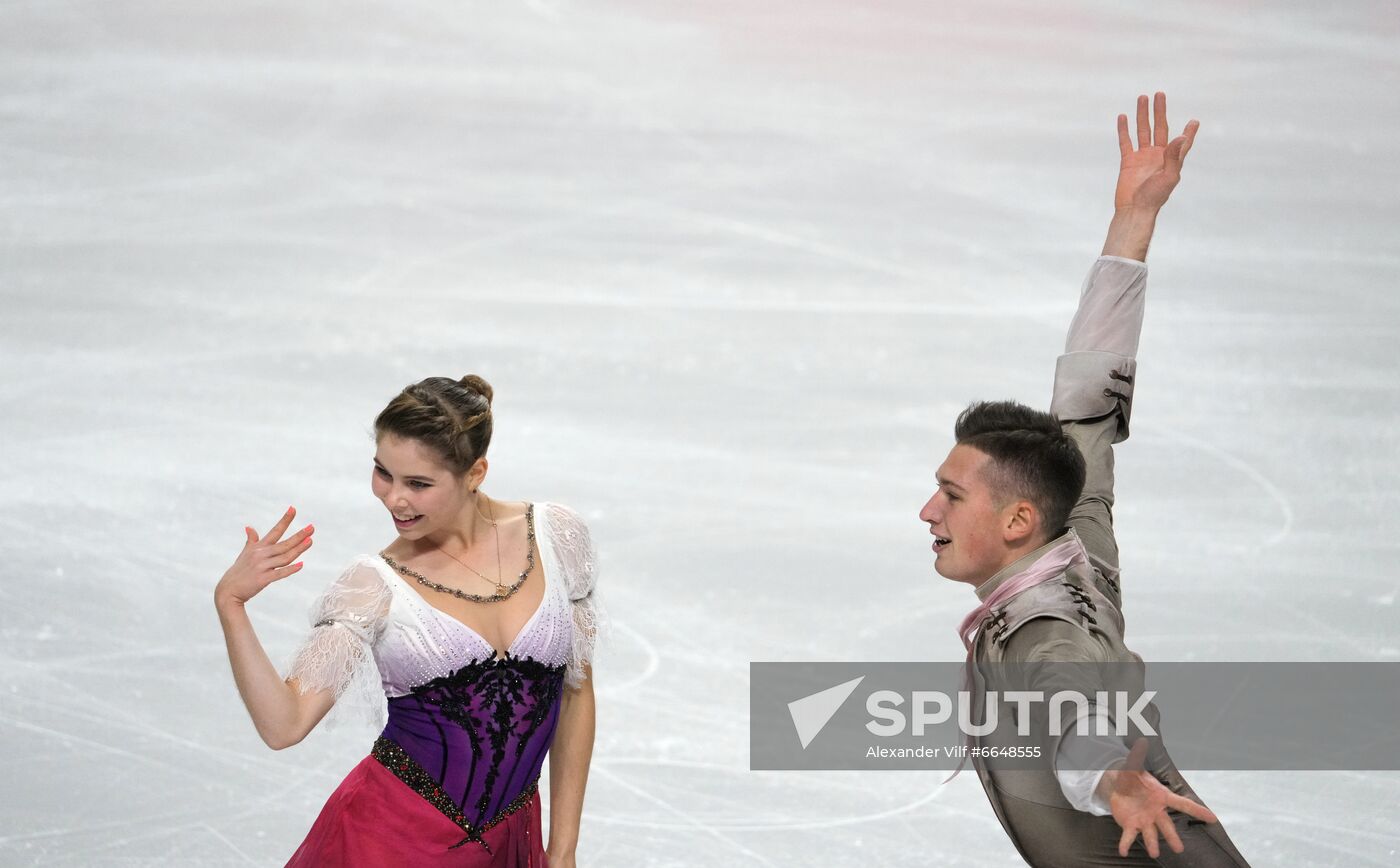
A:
[[371, 435, 476, 539]]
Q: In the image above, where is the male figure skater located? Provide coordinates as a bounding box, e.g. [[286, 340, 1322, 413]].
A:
[[920, 93, 1250, 865]]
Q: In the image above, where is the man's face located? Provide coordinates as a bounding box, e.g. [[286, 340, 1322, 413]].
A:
[[919, 444, 1015, 587]]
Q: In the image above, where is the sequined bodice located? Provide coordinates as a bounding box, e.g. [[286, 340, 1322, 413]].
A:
[[364, 504, 579, 847], [376, 656, 566, 848]]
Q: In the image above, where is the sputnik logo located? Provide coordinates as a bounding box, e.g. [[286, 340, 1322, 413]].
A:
[[788, 676, 865, 749]]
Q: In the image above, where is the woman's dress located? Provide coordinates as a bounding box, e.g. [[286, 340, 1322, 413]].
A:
[[281, 502, 600, 867]]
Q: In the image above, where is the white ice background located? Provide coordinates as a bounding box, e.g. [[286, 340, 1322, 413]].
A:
[[2, 1, 1398, 865]]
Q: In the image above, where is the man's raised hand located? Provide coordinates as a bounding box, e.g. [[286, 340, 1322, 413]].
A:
[[214, 506, 315, 608], [1114, 92, 1199, 212]]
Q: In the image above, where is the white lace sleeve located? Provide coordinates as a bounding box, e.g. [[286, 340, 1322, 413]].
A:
[[543, 503, 605, 688], [284, 557, 391, 731]]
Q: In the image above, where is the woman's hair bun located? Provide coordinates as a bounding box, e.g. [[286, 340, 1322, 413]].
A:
[[458, 374, 494, 407], [375, 375, 495, 474]]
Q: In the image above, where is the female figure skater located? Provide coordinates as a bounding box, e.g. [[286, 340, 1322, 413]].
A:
[[214, 375, 599, 867]]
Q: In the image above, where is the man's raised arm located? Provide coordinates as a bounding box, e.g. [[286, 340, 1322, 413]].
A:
[[1051, 92, 1197, 602], [1048, 95, 1221, 859]]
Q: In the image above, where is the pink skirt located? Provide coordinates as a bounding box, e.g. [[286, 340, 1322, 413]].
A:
[[286, 755, 548, 867]]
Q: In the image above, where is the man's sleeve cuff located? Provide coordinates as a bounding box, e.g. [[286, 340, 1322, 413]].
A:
[[1053, 706, 1130, 815], [1049, 351, 1137, 443]]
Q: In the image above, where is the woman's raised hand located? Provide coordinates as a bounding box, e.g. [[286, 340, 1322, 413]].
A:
[[1113, 92, 1199, 212], [215, 506, 315, 608]]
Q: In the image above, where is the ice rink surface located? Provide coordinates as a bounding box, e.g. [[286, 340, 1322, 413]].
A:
[[3, 1, 1398, 865]]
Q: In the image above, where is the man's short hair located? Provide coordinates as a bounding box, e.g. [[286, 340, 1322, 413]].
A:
[[954, 400, 1087, 541]]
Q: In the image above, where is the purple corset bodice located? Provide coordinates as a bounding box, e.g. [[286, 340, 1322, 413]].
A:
[[374, 654, 567, 849]]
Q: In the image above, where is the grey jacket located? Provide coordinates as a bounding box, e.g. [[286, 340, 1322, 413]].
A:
[[969, 257, 1167, 856]]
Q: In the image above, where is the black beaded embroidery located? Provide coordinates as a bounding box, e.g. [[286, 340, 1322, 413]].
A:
[[416, 655, 566, 821], [372, 736, 539, 851], [374, 654, 566, 851]]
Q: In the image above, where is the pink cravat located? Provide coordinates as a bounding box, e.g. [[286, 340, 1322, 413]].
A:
[[944, 533, 1089, 782], [958, 534, 1089, 654]]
